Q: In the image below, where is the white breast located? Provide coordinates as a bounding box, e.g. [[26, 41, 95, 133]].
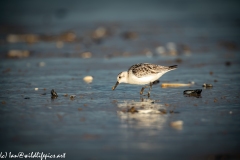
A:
[[128, 71, 163, 85]]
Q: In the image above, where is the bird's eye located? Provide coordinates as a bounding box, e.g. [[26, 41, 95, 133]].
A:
[[119, 76, 121, 79]]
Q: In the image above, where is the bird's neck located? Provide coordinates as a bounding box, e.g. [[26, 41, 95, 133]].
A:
[[122, 71, 129, 83]]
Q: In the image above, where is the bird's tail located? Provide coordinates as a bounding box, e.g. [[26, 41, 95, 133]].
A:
[[168, 65, 178, 70]]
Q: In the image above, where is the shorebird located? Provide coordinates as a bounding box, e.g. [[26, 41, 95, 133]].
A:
[[112, 63, 177, 97]]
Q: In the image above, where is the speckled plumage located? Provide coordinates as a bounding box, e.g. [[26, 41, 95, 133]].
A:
[[129, 63, 176, 78]]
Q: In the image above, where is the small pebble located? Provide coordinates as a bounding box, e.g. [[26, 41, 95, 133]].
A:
[[51, 89, 58, 98], [83, 76, 93, 83], [170, 120, 183, 130], [229, 111, 232, 114], [202, 83, 213, 88], [91, 27, 108, 39], [70, 95, 76, 99], [35, 88, 39, 91]]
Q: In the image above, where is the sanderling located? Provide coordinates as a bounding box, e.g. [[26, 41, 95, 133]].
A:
[[112, 63, 177, 97]]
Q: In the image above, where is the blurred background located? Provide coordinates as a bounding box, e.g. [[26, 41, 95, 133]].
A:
[[1, 0, 240, 160], [0, 0, 239, 58]]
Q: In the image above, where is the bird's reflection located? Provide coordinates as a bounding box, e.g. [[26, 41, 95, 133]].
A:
[[117, 99, 167, 130]]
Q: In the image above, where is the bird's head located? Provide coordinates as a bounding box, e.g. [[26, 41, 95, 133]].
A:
[[112, 71, 128, 90]]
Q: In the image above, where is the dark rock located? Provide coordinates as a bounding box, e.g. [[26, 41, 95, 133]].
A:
[[183, 89, 202, 98]]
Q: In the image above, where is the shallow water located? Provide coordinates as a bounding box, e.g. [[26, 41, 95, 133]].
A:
[[0, 53, 240, 159]]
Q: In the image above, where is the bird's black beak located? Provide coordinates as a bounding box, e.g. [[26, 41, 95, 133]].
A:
[[112, 81, 119, 90]]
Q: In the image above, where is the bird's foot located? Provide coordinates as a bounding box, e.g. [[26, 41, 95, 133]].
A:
[[147, 92, 151, 98], [140, 87, 145, 95]]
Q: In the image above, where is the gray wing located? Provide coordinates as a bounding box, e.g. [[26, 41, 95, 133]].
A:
[[129, 63, 174, 78]]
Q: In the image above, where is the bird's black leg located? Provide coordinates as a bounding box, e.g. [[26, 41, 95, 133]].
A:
[[140, 80, 160, 97], [139, 82, 153, 98], [147, 82, 153, 98], [140, 85, 149, 95]]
